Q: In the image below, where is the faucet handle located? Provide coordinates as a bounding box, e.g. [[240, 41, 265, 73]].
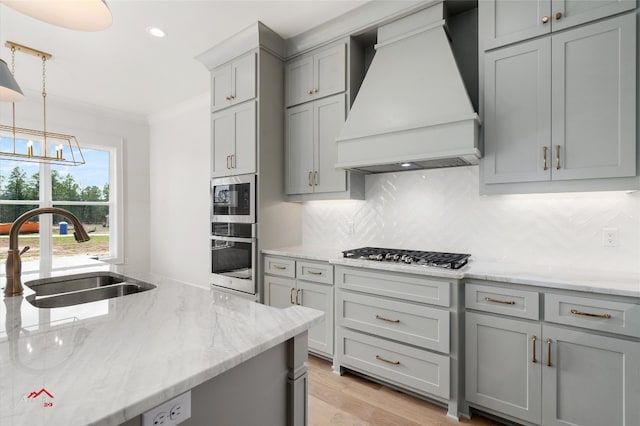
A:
[[19, 246, 30, 256]]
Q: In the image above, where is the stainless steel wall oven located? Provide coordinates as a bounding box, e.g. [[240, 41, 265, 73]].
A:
[[211, 222, 256, 295]]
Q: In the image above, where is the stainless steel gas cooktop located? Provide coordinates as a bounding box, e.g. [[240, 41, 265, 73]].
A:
[[342, 247, 471, 269]]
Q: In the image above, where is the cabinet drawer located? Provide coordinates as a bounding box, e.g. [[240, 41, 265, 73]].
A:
[[336, 266, 451, 307], [337, 290, 449, 353], [264, 256, 295, 278], [297, 261, 333, 285], [466, 283, 540, 320], [545, 293, 640, 338], [337, 328, 450, 399]]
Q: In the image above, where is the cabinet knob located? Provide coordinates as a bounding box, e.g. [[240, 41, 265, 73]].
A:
[[541, 15, 549, 24], [314, 88, 319, 93], [555, 12, 562, 20], [229, 95, 235, 100], [308, 89, 314, 95], [225, 95, 231, 101]]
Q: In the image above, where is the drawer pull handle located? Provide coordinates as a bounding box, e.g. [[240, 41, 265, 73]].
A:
[[296, 289, 302, 305], [307, 270, 322, 275], [570, 308, 611, 319], [273, 265, 287, 270], [532, 335, 537, 363], [375, 355, 400, 365], [290, 288, 295, 305], [543, 146, 548, 170], [484, 297, 515, 305], [375, 314, 400, 323], [556, 145, 561, 170], [546, 338, 552, 367]]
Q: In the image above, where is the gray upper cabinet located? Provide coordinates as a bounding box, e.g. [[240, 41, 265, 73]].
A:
[[211, 52, 256, 112], [483, 12, 636, 185], [211, 101, 256, 177], [286, 94, 346, 195], [481, 0, 636, 50], [551, 14, 636, 180], [484, 38, 551, 184], [285, 44, 346, 108]]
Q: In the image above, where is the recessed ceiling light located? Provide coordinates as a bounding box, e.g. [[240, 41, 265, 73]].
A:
[[400, 162, 412, 167], [146, 26, 166, 38]]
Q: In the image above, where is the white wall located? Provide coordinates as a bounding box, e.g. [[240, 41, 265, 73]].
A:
[[0, 91, 151, 270], [302, 166, 640, 274], [148, 93, 211, 288]]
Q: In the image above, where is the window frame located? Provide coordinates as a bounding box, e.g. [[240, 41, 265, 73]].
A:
[[0, 135, 124, 272]]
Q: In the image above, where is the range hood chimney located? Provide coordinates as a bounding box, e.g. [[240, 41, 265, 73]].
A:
[[335, 2, 480, 173]]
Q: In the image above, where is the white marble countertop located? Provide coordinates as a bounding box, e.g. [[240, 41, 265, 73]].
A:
[[0, 263, 323, 426], [262, 246, 640, 298]]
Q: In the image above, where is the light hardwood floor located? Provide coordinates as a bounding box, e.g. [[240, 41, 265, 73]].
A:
[[307, 355, 502, 426]]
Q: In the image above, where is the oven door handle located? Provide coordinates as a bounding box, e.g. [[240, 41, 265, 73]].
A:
[[211, 236, 255, 244]]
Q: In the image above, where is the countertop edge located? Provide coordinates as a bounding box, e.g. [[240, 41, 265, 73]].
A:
[[262, 247, 640, 298]]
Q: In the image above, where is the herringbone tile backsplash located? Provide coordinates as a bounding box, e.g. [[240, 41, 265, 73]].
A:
[[302, 166, 640, 274]]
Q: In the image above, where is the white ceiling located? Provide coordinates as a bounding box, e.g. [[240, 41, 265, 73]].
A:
[[0, 0, 369, 118]]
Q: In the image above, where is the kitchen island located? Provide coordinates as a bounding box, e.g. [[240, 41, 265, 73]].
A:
[[0, 264, 323, 425]]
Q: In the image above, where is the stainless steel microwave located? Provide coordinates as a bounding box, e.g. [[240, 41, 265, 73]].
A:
[[211, 174, 255, 224]]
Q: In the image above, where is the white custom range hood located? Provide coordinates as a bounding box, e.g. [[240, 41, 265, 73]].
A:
[[335, 3, 480, 173]]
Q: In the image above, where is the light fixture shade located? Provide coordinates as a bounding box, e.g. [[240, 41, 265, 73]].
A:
[[3, 0, 112, 32], [0, 58, 23, 102]]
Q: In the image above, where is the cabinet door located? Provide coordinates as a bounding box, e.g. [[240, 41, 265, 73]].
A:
[[542, 325, 640, 426], [551, 13, 636, 181], [211, 64, 232, 112], [313, 94, 346, 194], [231, 101, 256, 176], [313, 44, 346, 100], [265, 275, 296, 309], [297, 280, 334, 357], [285, 55, 314, 107], [285, 103, 315, 195], [231, 52, 256, 106], [211, 108, 235, 177], [483, 38, 552, 184], [466, 312, 542, 424], [481, 0, 551, 50], [550, 0, 636, 32]]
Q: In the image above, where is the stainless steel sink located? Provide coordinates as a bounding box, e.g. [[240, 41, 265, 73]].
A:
[[24, 272, 156, 308]]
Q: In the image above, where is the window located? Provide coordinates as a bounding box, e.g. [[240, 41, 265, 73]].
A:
[[0, 139, 122, 271]]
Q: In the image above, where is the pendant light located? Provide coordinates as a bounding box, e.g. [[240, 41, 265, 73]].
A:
[[2, 0, 112, 32], [0, 58, 23, 101], [0, 41, 85, 166]]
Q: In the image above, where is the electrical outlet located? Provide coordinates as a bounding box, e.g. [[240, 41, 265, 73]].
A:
[[142, 391, 191, 426], [603, 228, 619, 247]]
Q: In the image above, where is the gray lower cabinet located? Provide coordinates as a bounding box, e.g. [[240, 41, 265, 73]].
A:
[[335, 265, 465, 418], [483, 12, 636, 186], [264, 256, 334, 357], [465, 281, 640, 426]]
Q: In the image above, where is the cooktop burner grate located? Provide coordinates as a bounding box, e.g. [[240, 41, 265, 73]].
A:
[[342, 247, 471, 269]]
